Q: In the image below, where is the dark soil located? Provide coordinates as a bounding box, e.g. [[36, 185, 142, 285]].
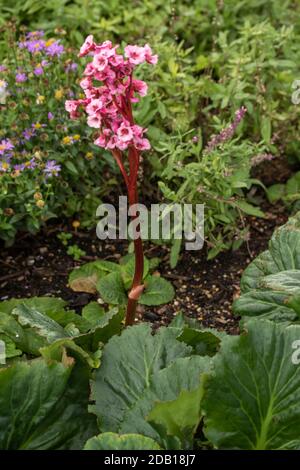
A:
[[0, 203, 287, 335]]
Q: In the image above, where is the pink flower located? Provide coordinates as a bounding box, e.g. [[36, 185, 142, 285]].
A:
[[144, 44, 158, 65], [87, 114, 102, 128], [134, 137, 151, 150], [124, 45, 146, 65], [67, 39, 158, 154], [86, 98, 104, 115], [78, 35, 95, 57], [80, 77, 92, 90], [94, 135, 106, 147], [131, 79, 148, 97], [93, 54, 109, 72], [117, 123, 133, 142], [83, 63, 96, 76], [65, 100, 79, 112]]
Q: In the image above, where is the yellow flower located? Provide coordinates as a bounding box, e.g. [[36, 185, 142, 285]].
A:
[[33, 122, 42, 129], [36, 94, 45, 104], [62, 136, 72, 145], [85, 152, 94, 160], [73, 134, 80, 141], [55, 88, 64, 100], [45, 39, 55, 47], [72, 220, 80, 229], [34, 151, 42, 159], [34, 192, 43, 200], [2, 162, 9, 170], [36, 199, 45, 208]]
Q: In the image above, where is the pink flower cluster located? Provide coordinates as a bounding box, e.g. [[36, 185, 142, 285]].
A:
[[65, 37, 157, 152]]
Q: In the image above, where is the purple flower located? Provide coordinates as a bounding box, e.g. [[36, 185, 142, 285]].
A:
[[14, 163, 25, 171], [45, 41, 64, 57], [15, 73, 27, 83], [27, 158, 37, 169], [0, 65, 7, 72], [0, 139, 14, 155], [26, 40, 46, 53], [41, 60, 49, 67], [48, 112, 54, 120], [66, 62, 78, 73], [22, 128, 36, 140], [26, 31, 44, 39], [44, 160, 61, 178], [34, 67, 43, 76], [205, 106, 247, 153]]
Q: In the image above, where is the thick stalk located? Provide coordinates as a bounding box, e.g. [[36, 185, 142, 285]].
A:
[[125, 149, 144, 326], [125, 175, 144, 326]]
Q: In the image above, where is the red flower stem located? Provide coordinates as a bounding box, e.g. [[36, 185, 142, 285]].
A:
[[125, 146, 144, 326]]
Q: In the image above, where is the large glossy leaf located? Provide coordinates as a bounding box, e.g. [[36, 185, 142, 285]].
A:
[[261, 270, 300, 295], [12, 304, 71, 342], [202, 319, 300, 449], [0, 296, 88, 331], [84, 433, 161, 450], [91, 324, 191, 431], [90, 324, 210, 447], [241, 213, 300, 292], [0, 357, 97, 449], [233, 290, 298, 322]]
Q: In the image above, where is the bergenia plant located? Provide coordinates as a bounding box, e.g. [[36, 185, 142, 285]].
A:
[[65, 36, 158, 326]]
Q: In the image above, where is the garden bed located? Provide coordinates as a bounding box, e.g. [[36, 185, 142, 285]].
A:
[[0, 202, 287, 335]]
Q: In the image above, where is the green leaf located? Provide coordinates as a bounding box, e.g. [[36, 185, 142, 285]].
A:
[[261, 270, 300, 295], [12, 304, 70, 343], [0, 357, 97, 449], [241, 214, 300, 292], [267, 184, 286, 204], [202, 319, 300, 449], [139, 276, 175, 306], [69, 263, 105, 294], [233, 289, 298, 322], [91, 324, 191, 432], [84, 433, 162, 450], [0, 334, 22, 359], [39, 338, 100, 369], [170, 238, 182, 269], [65, 161, 78, 175], [78, 305, 124, 348], [0, 297, 67, 316], [232, 200, 265, 218], [148, 385, 203, 449], [261, 116, 272, 144], [97, 271, 127, 305], [90, 324, 210, 447], [81, 301, 106, 326], [177, 327, 223, 356]]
